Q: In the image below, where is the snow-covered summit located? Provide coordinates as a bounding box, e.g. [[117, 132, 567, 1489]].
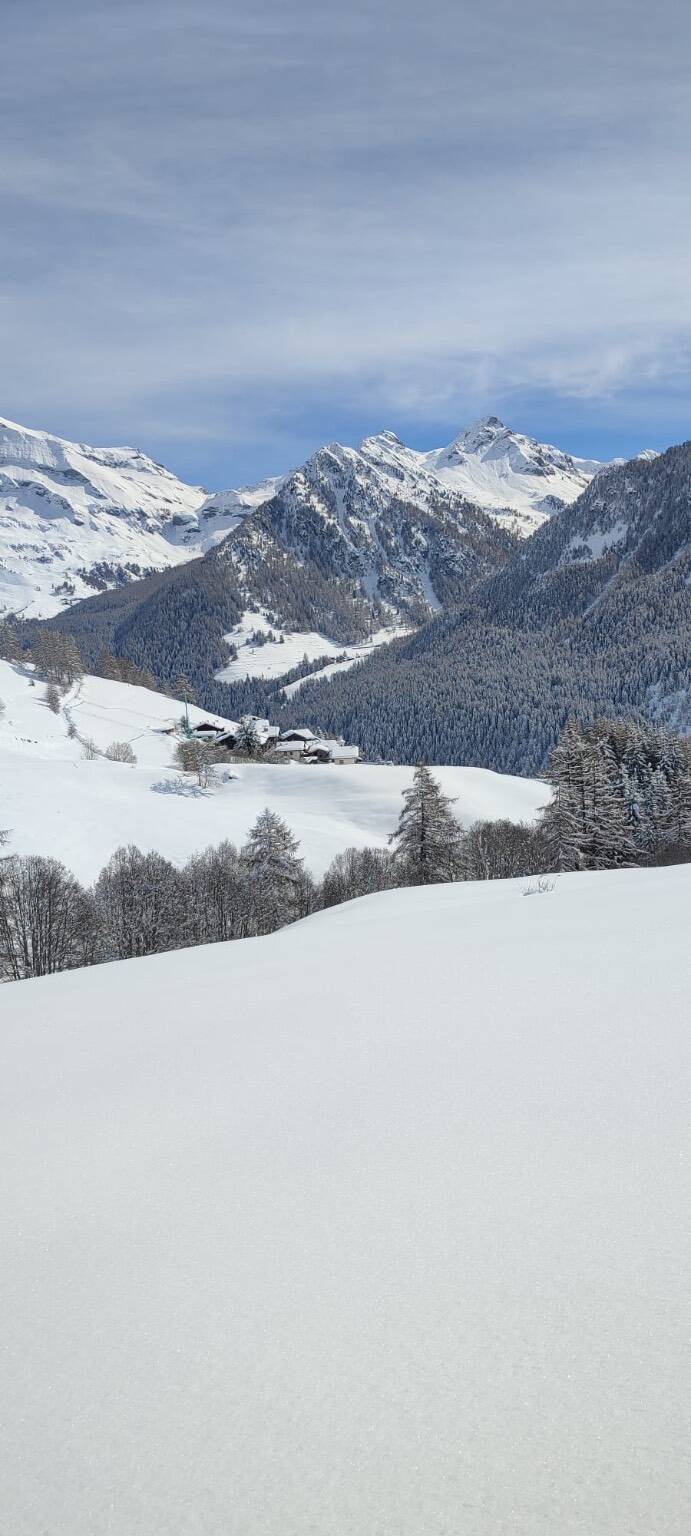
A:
[[0, 416, 289, 619], [0, 411, 607, 621], [424, 416, 603, 526]]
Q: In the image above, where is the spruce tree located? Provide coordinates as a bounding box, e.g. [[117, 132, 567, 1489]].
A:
[[242, 809, 305, 933], [389, 765, 462, 885]]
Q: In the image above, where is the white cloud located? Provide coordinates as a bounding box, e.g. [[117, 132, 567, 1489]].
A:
[[2, 0, 691, 473]]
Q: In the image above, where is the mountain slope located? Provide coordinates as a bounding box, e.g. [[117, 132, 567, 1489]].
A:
[[0, 414, 604, 621], [477, 437, 691, 623], [212, 434, 519, 624], [281, 442, 691, 770], [424, 415, 602, 528], [2, 866, 689, 1535], [0, 659, 547, 879], [0, 416, 288, 620], [0, 416, 209, 616]]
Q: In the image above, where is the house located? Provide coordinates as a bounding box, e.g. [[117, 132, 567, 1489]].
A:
[[326, 743, 360, 764], [306, 740, 360, 764], [272, 740, 308, 760], [191, 720, 236, 742], [279, 728, 317, 745]]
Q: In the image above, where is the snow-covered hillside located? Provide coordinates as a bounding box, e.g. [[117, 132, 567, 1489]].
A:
[[0, 412, 605, 621], [216, 611, 409, 687], [0, 416, 282, 619], [2, 864, 689, 1535], [0, 660, 548, 879]]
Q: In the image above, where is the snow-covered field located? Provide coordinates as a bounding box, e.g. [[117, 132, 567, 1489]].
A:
[[1, 865, 689, 1535], [216, 611, 408, 689], [0, 661, 548, 880]]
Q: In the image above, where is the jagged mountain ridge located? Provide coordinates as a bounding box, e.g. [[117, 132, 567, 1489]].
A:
[[0, 413, 604, 620], [476, 437, 691, 625], [213, 433, 519, 623], [277, 441, 691, 770]]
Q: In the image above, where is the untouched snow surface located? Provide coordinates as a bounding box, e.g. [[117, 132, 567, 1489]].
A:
[[1, 867, 690, 1535], [0, 661, 547, 879]]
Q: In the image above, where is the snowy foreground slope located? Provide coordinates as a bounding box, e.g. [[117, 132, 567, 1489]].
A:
[[0, 661, 547, 878], [2, 867, 690, 1536]]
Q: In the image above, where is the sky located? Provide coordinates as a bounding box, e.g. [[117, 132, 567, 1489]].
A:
[[3, 0, 691, 488]]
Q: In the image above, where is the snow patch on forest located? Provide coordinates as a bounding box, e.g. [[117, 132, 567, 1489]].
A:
[[216, 613, 408, 685]]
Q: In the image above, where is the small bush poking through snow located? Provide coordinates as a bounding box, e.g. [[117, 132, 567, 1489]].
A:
[[81, 737, 98, 761], [105, 741, 137, 765], [45, 684, 62, 715]]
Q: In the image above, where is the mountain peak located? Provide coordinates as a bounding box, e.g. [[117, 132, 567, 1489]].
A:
[[450, 417, 510, 453], [359, 429, 406, 452]]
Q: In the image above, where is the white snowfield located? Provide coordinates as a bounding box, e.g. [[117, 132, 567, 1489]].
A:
[[1, 866, 690, 1536], [0, 661, 548, 880]]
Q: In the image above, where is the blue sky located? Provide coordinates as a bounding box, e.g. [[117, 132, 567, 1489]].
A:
[[3, 0, 691, 488]]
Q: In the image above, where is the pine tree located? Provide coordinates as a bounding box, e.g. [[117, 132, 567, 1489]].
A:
[[235, 719, 261, 758], [241, 809, 305, 934], [389, 765, 462, 885]]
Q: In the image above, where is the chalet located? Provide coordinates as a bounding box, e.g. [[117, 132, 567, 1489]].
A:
[[306, 740, 360, 764], [273, 740, 308, 760], [191, 720, 237, 743], [279, 728, 318, 746]]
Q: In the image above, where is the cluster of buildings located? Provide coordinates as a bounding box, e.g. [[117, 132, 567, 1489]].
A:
[[191, 717, 360, 765]]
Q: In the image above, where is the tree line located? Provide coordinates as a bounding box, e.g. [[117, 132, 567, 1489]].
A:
[[2, 717, 689, 983]]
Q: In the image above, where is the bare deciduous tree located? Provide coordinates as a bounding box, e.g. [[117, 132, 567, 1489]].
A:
[[0, 855, 96, 980]]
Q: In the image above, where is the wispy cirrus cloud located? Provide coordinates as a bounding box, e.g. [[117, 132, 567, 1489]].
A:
[[2, 0, 691, 482]]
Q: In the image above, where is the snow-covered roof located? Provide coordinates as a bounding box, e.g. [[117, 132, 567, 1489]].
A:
[[280, 728, 317, 742], [328, 745, 360, 760]]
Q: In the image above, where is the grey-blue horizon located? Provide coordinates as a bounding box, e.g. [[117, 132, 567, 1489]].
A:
[[3, 0, 691, 486]]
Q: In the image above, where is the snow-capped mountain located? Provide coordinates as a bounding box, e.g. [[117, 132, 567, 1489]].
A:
[[0, 416, 282, 619], [424, 416, 602, 528], [479, 436, 691, 624], [0, 412, 604, 621], [214, 431, 519, 622]]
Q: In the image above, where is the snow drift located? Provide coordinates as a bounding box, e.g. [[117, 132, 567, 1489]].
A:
[[1, 866, 689, 1535]]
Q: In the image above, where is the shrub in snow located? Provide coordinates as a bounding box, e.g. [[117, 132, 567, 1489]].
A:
[[81, 737, 98, 760], [45, 684, 62, 714], [151, 776, 205, 797], [105, 741, 137, 765]]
